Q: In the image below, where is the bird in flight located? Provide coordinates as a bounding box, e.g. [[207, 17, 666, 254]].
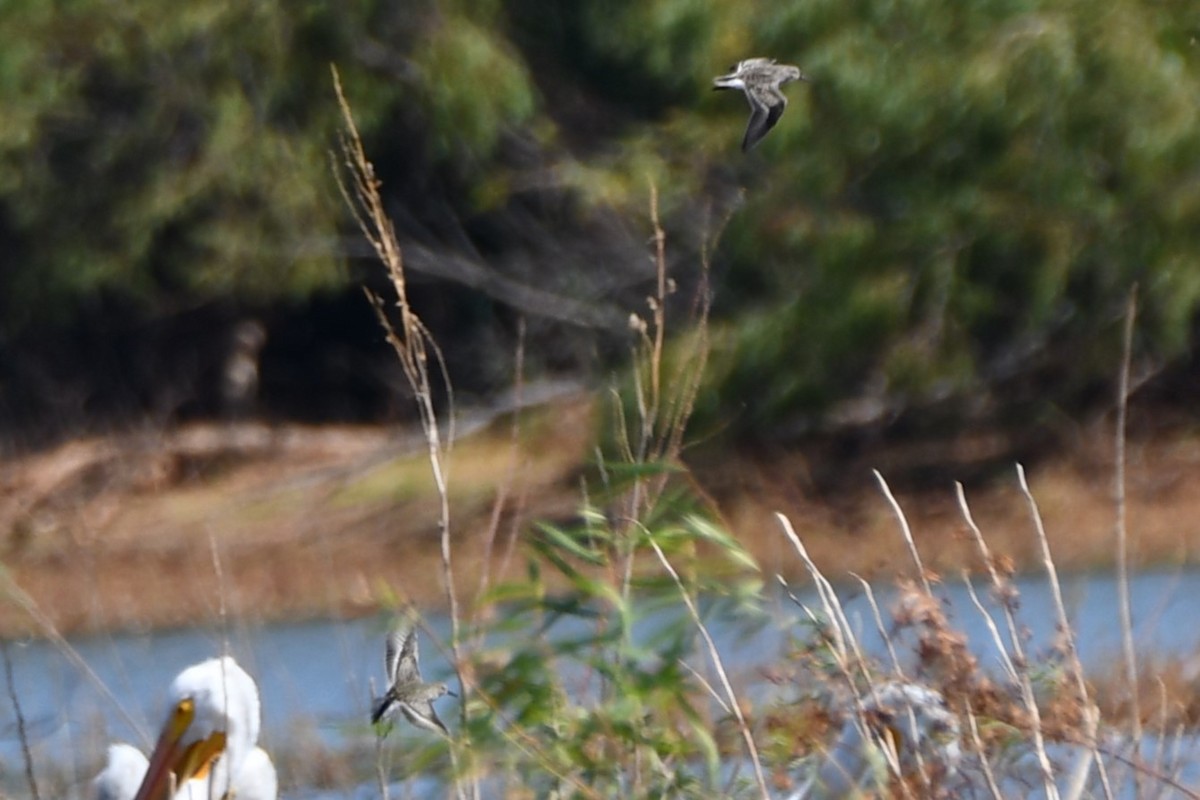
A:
[[372, 617, 453, 738], [713, 58, 809, 152]]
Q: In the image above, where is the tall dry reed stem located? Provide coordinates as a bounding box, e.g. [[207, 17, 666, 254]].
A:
[[854, 575, 903, 675], [776, 513, 934, 798], [331, 65, 467, 800], [764, 308, 1172, 797], [873, 470, 932, 596], [864, 477, 946, 796], [614, 183, 715, 597], [647, 535, 770, 800], [1016, 464, 1113, 800], [1114, 287, 1141, 765], [955, 482, 1061, 799], [775, 514, 869, 681]]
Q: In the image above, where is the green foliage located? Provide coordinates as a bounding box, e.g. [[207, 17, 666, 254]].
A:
[[0, 0, 363, 331], [413, 13, 537, 162], [6, 0, 1200, 436], [506, 0, 717, 114], [0, 1, 543, 335], [697, 0, 1200, 433], [460, 461, 766, 797]]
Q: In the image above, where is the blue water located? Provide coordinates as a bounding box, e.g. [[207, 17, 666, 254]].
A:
[[2, 567, 1199, 796]]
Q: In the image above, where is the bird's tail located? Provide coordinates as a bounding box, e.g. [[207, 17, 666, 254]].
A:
[[370, 694, 392, 725]]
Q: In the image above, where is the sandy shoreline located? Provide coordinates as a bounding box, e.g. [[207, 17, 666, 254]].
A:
[[2, 398, 1198, 639]]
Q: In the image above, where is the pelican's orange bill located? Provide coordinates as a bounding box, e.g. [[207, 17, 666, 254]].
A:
[[132, 698, 227, 800]]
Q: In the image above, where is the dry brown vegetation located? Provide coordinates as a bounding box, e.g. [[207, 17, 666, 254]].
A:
[[0, 403, 591, 636], [1, 407, 1199, 641]]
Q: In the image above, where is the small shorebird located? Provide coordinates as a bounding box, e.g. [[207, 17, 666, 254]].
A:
[[371, 618, 452, 738], [713, 58, 808, 152]]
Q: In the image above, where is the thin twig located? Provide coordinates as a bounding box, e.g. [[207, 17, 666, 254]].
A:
[[775, 514, 869, 674], [0, 573, 146, 745], [1114, 287, 1142, 771], [873, 470, 932, 595], [851, 574, 903, 676], [956, 482, 1060, 800], [961, 574, 1019, 685], [775, 514, 923, 795], [647, 183, 667, 445], [1017, 464, 1112, 800], [677, 658, 732, 715], [208, 532, 231, 657], [853, 576, 935, 795], [375, 724, 392, 800], [2, 642, 40, 800], [1091, 742, 1200, 800], [622, 183, 671, 600], [964, 705, 1004, 800], [622, 180, 714, 575]]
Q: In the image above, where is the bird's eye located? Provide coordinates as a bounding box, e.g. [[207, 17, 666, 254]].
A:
[[175, 698, 195, 726]]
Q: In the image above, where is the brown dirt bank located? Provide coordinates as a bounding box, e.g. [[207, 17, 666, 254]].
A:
[[1, 396, 1197, 638]]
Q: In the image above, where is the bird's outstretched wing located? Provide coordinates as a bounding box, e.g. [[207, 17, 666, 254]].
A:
[[401, 697, 451, 737], [385, 620, 419, 684], [742, 94, 787, 152], [401, 625, 424, 683]]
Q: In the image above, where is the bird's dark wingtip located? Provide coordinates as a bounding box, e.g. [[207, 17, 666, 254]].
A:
[[370, 696, 390, 724], [740, 131, 758, 152]]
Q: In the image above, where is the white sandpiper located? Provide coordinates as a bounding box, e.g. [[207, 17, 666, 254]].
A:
[[713, 57, 809, 152], [371, 617, 453, 738]]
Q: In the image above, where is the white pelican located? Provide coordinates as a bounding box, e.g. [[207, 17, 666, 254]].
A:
[[93, 741, 276, 800], [221, 745, 277, 800], [371, 619, 452, 737], [132, 656, 277, 800], [93, 743, 149, 800], [173, 745, 277, 800]]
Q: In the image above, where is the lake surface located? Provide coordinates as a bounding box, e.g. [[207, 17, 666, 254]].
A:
[[4, 567, 1200, 797]]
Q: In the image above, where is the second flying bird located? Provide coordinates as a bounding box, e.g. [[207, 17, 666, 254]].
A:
[[713, 58, 809, 152]]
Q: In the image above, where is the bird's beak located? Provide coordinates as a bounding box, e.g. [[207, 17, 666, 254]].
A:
[[132, 699, 227, 800]]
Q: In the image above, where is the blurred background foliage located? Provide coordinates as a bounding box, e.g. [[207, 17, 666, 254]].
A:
[[2, 0, 1200, 445]]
